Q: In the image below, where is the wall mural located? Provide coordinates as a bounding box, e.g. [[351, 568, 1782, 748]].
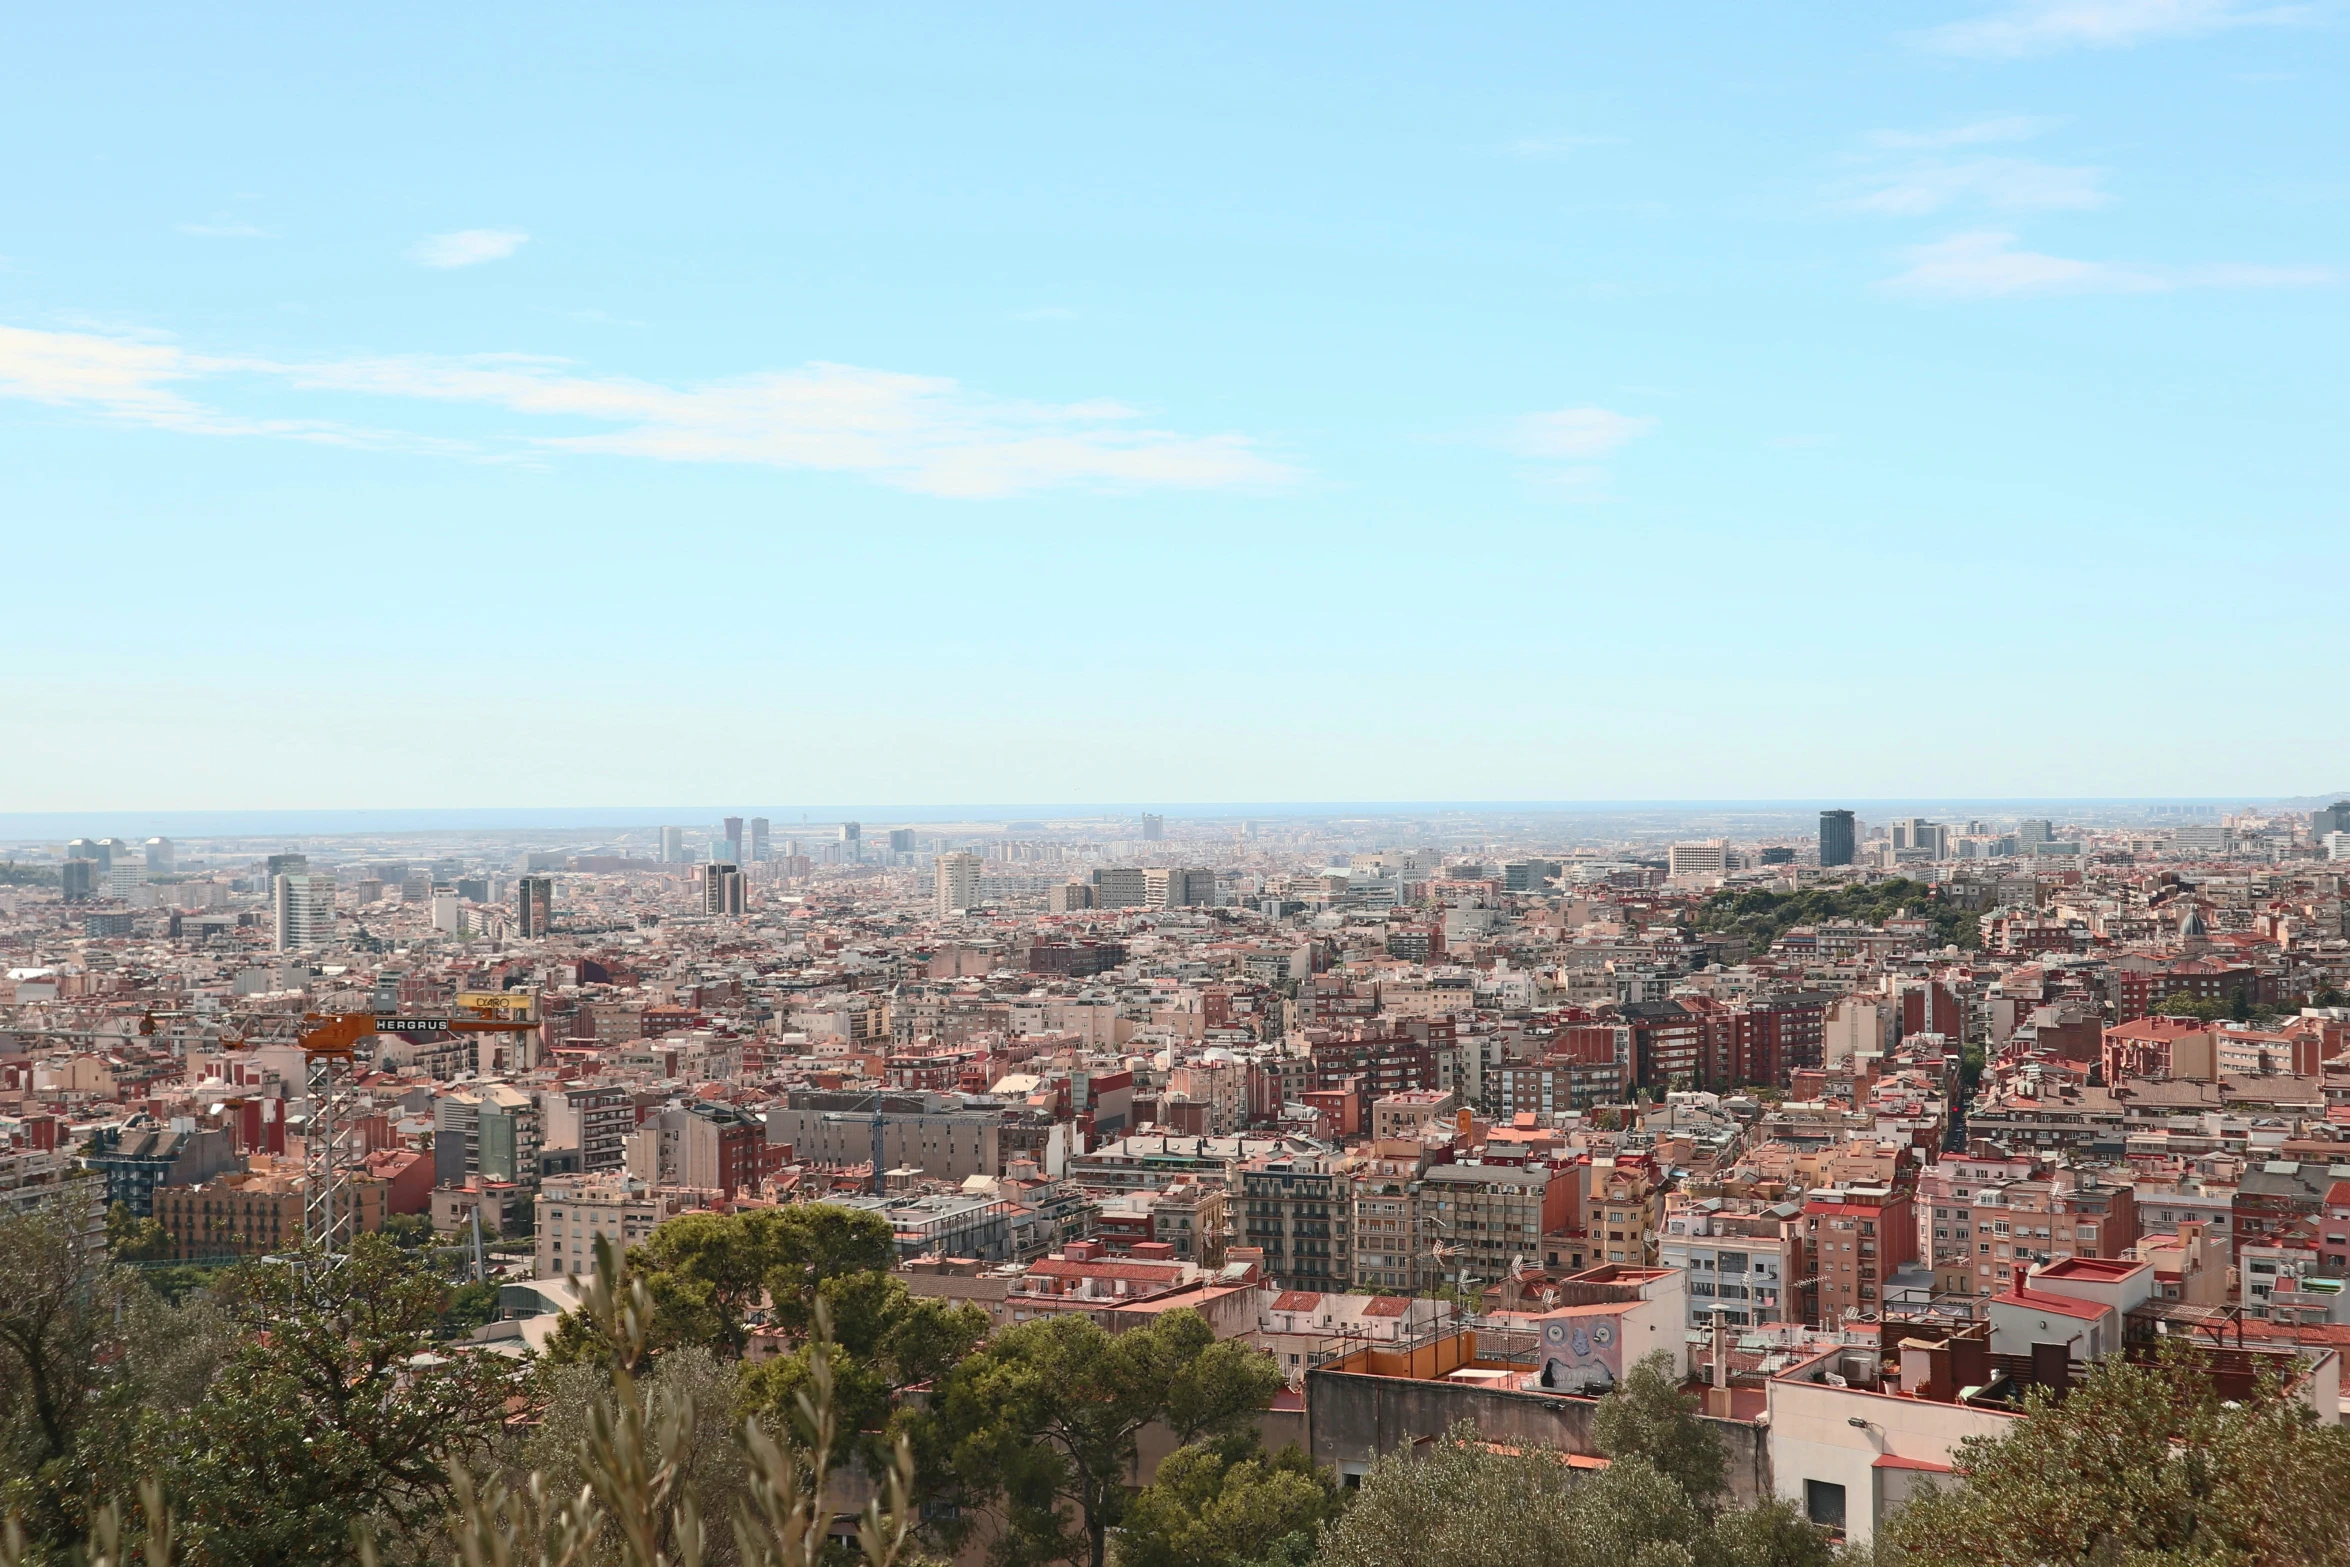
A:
[[1537, 1310, 1625, 1393]]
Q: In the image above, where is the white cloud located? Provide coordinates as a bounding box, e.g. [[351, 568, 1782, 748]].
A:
[[0, 325, 481, 451], [1883, 230, 2335, 296], [1867, 116, 2049, 150], [407, 228, 529, 268], [1922, 0, 2310, 56], [0, 323, 204, 419], [1505, 133, 1625, 158], [1527, 465, 1612, 500], [1506, 406, 1657, 459], [1852, 157, 2110, 214], [0, 322, 1293, 497], [1845, 119, 2106, 215]]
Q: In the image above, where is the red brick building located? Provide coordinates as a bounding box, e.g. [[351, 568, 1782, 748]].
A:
[[1802, 1185, 1917, 1326]]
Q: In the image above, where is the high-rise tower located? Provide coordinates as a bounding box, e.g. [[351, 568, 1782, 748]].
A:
[[1818, 809, 1857, 868]]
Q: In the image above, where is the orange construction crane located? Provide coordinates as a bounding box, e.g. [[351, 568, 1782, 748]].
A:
[[285, 1009, 545, 1253], [290, 1008, 542, 1057]]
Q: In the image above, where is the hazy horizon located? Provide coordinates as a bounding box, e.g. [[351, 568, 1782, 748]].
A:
[[1, 792, 2332, 845]]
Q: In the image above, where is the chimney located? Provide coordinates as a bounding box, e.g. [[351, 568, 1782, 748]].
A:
[[1705, 1307, 1735, 1417]]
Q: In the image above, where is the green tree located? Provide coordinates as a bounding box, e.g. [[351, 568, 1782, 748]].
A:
[[106, 1203, 172, 1263], [455, 1238, 928, 1567], [1113, 1438, 1335, 1567], [1706, 1497, 1844, 1567], [547, 1203, 899, 1364], [2151, 992, 2227, 1022], [437, 1278, 503, 1337], [524, 1344, 753, 1563], [1593, 1350, 1728, 1506], [6, 1238, 931, 1567], [929, 1310, 1281, 1567], [1316, 1422, 1698, 1567], [1877, 1344, 2350, 1566], [154, 1234, 519, 1566], [0, 1194, 142, 1550], [1691, 880, 1975, 958], [1316, 1417, 1831, 1567], [136, 1265, 230, 1307], [739, 1270, 986, 1468], [380, 1213, 436, 1250]]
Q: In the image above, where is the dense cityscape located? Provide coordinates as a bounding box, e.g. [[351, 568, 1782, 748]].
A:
[[8, 0, 2347, 1561], [8, 801, 2350, 1562]]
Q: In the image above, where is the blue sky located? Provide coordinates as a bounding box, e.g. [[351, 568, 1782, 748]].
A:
[[2, 2, 2344, 811]]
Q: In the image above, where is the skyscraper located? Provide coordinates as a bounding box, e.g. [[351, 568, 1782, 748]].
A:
[[887, 827, 916, 854], [2316, 802, 2350, 838], [67, 838, 108, 871], [516, 876, 553, 938], [273, 872, 337, 951], [748, 818, 770, 861], [1141, 813, 1165, 841], [143, 837, 174, 870], [60, 860, 95, 902], [702, 862, 744, 917], [659, 826, 685, 863], [934, 852, 983, 916], [1818, 809, 1857, 868], [722, 817, 744, 865]]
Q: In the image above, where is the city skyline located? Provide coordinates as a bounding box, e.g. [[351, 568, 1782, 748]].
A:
[[5, 4, 2348, 809], [0, 793, 2320, 845]]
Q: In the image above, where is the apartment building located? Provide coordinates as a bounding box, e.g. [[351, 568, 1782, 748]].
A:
[[1659, 1197, 1802, 1329], [1801, 1184, 1916, 1326], [154, 1165, 386, 1259], [542, 1082, 636, 1172], [1238, 1153, 1349, 1291], [1420, 1160, 1565, 1293], [536, 1172, 692, 1279], [1593, 1159, 1664, 1267], [1919, 1150, 2038, 1301], [1349, 1142, 1434, 1292]]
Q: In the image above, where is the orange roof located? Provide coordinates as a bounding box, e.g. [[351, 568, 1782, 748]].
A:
[[1992, 1287, 2108, 1321], [1269, 1291, 1324, 1312], [1030, 1258, 1185, 1283]]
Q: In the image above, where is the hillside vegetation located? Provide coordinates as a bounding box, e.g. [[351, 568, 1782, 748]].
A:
[[1691, 877, 1978, 952]]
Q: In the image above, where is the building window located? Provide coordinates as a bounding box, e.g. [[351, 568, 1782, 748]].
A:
[[1805, 1480, 1847, 1533]]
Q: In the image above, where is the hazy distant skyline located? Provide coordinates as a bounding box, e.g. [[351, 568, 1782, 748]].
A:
[[3, 4, 2345, 809], [0, 795, 2319, 848]]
